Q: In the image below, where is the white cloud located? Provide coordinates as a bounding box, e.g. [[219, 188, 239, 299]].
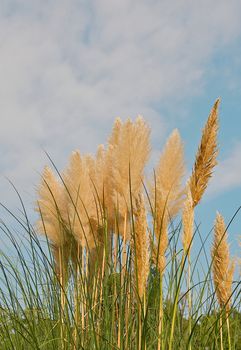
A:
[[208, 142, 241, 196], [0, 0, 241, 208]]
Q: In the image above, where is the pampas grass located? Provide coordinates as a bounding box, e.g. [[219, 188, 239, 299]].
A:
[[212, 213, 234, 311], [181, 100, 219, 350], [189, 99, 219, 207], [36, 166, 66, 250], [63, 150, 98, 250], [35, 166, 77, 348], [133, 193, 149, 350], [212, 212, 235, 350], [149, 128, 185, 350], [151, 128, 185, 273], [182, 188, 194, 255], [36, 166, 74, 281], [108, 116, 151, 240], [133, 193, 149, 300], [0, 99, 240, 350], [182, 187, 194, 350]]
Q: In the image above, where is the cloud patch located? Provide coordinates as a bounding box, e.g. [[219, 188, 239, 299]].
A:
[[1, 0, 241, 208], [208, 142, 241, 196]]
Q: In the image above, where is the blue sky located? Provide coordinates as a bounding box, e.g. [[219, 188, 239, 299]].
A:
[[0, 0, 240, 264]]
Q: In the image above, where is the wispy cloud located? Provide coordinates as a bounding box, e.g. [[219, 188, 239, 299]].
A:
[[208, 142, 241, 196], [1, 0, 241, 206]]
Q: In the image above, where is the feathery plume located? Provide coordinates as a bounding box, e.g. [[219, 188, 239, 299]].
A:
[[108, 116, 151, 236], [63, 151, 97, 249], [111, 116, 150, 203], [36, 166, 67, 246], [87, 144, 114, 223], [212, 212, 234, 311], [154, 129, 185, 220], [182, 187, 194, 255], [151, 129, 185, 273], [108, 117, 122, 148], [133, 193, 149, 299], [35, 166, 75, 278], [189, 99, 220, 207]]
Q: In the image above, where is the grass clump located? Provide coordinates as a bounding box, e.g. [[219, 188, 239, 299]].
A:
[[0, 100, 240, 350]]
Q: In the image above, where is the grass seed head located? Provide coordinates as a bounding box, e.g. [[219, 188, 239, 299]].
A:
[[212, 212, 234, 310], [133, 193, 149, 299], [182, 186, 194, 255], [190, 99, 220, 207]]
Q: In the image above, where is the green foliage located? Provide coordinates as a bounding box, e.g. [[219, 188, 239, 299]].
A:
[[0, 192, 240, 350]]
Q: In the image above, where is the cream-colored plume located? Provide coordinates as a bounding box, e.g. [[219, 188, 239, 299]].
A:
[[63, 151, 97, 249], [35, 166, 77, 279], [151, 129, 185, 273], [107, 116, 151, 237], [153, 129, 185, 220], [182, 187, 194, 255], [36, 166, 67, 246], [133, 193, 149, 299], [87, 144, 114, 223], [110, 116, 150, 204]]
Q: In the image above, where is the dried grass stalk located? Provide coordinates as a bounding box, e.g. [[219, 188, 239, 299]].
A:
[[212, 212, 234, 311], [189, 99, 219, 207], [133, 193, 149, 299]]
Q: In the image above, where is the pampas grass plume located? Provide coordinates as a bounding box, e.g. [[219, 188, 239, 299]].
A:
[[153, 128, 185, 220], [190, 99, 219, 207], [35, 166, 74, 278], [133, 193, 149, 299], [182, 187, 194, 255], [109, 116, 151, 209], [63, 150, 97, 249], [152, 129, 185, 273], [36, 166, 66, 247], [212, 212, 234, 311]]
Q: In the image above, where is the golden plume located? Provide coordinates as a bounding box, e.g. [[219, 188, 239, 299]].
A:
[[35, 166, 75, 279], [182, 186, 194, 255], [133, 193, 149, 299], [151, 129, 185, 273], [36, 166, 67, 246], [108, 116, 151, 237], [189, 99, 219, 207], [212, 212, 234, 311], [63, 151, 97, 250], [110, 116, 150, 204], [87, 144, 114, 224]]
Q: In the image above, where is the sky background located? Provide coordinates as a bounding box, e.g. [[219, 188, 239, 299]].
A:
[[0, 0, 241, 265]]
